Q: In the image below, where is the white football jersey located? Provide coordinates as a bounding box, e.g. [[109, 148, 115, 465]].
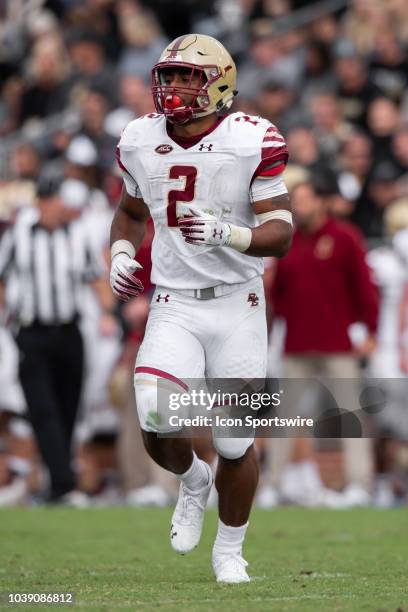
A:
[[117, 111, 288, 289]]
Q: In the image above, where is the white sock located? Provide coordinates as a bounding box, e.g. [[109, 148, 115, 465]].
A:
[[178, 452, 210, 491], [213, 519, 248, 555]]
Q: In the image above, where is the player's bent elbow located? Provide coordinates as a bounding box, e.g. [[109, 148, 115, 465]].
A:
[[270, 227, 293, 258], [273, 235, 292, 258]]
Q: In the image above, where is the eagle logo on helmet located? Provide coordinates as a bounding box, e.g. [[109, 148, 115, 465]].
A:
[[151, 34, 238, 125]]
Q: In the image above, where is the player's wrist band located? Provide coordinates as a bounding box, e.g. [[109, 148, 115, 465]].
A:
[[227, 224, 252, 253], [111, 239, 136, 260]]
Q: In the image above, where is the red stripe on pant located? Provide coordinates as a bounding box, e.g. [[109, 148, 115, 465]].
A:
[[134, 366, 188, 391]]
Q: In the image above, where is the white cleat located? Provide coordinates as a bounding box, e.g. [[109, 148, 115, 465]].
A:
[[212, 552, 251, 584], [170, 462, 213, 554]]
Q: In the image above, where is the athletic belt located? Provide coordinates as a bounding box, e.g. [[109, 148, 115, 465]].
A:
[[162, 279, 257, 300]]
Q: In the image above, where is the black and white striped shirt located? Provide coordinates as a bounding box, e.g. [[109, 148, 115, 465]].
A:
[[0, 210, 105, 326]]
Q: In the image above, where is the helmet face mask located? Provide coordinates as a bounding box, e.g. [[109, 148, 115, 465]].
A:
[[151, 34, 237, 125], [152, 63, 212, 124]]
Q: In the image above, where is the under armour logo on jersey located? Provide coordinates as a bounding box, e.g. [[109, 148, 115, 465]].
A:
[[212, 229, 223, 239], [248, 293, 259, 307], [199, 143, 213, 151], [156, 294, 170, 303]]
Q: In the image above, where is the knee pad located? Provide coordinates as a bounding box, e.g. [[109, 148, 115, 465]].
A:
[[212, 436, 254, 460], [134, 371, 185, 434]]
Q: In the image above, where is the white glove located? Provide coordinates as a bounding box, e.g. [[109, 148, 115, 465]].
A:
[[110, 253, 144, 302], [178, 206, 231, 247]]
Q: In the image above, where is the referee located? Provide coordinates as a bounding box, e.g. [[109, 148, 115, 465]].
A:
[[0, 172, 106, 504]]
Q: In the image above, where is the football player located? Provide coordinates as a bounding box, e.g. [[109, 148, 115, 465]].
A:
[[110, 34, 292, 583]]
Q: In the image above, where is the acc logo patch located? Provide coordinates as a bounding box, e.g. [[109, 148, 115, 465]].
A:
[[155, 144, 173, 155]]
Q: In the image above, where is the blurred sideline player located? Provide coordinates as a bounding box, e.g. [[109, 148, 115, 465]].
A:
[[59, 175, 122, 498], [110, 34, 292, 583], [368, 200, 408, 505]]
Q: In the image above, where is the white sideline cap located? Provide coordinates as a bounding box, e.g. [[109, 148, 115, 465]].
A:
[[66, 135, 98, 166]]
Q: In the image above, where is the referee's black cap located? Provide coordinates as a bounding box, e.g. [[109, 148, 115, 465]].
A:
[[36, 171, 63, 198]]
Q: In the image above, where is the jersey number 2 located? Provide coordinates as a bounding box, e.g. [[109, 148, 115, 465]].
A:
[[167, 165, 197, 227]]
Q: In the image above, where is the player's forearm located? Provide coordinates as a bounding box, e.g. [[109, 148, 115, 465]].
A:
[[110, 191, 149, 255], [245, 220, 293, 258], [109, 192, 147, 301], [110, 206, 146, 253]]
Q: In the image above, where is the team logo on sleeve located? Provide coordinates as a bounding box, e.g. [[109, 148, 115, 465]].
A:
[[155, 144, 173, 155]]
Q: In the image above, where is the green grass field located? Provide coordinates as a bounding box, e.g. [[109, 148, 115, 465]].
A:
[[0, 508, 407, 611]]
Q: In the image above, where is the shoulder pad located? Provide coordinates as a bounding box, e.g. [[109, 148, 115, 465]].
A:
[[227, 112, 269, 132], [119, 113, 164, 148]]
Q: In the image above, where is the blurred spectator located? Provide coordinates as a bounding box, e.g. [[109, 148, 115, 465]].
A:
[[335, 47, 382, 129], [9, 143, 41, 182], [65, 135, 98, 185], [19, 34, 73, 126], [315, 170, 354, 221], [308, 92, 353, 160], [79, 89, 117, 171], [62, 0, 122, 62], [273, 179, 378, 357], [0, 144, 40, 223], [392, 127, 408, 193], [388, 0, 408, 44], [338, 132, 372, 201], [337, 123, 404, 237], [118, 3, 168, 82], [67, 30, 118, 104], [365, 162, 401, 237], [286, 127, 330, 173], [0, 77, 23, 136], [237, 23, 285, 99], [342, 0, 387, 56], [255, 79, 299, 133], [309, 15, 340, 47], [300, 40, 337, 102], [266, 178, 378, 506], [249, 0, 292, 20], [366, 97, 401, 165], [64, 134, 113, 244], [105, 76, 154, 140], [369, 28, 408, 103]]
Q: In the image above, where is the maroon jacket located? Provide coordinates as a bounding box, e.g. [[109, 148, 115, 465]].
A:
[[272, 218, 378, 354]]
